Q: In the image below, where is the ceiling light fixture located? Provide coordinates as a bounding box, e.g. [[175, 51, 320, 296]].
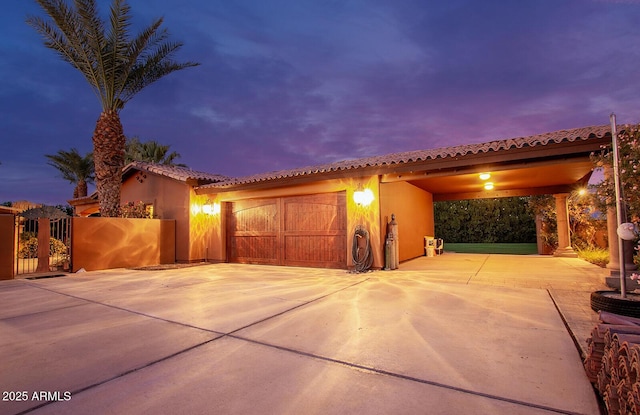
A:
[[484, 182, 494, 190], [479, 172, 491, 181]]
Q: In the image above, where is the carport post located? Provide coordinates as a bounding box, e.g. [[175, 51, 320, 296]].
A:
[[552, 194, 577, 258]]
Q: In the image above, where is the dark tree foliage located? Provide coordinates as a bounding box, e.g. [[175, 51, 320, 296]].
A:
[[434, 197, 536, 243]]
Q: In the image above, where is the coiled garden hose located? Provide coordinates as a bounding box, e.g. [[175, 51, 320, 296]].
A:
[[352, 225, 373, 273]]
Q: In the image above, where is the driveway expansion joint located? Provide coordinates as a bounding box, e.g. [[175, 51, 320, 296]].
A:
[[225, 277, 370, 336], [226, 335, 588, 415], [21, 280, 225, 335]]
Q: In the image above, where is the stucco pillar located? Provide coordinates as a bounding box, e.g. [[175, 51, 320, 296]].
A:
[[553, 193, 577, 257], [606, 205, 620, 272], [36, 218, 50, 272], [0, 215, 15, 280]]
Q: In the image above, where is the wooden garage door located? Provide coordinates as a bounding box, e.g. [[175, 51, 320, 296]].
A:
[[227, 192, 347, 268]]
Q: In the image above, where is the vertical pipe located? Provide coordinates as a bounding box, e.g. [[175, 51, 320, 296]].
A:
[[611, 113, 627, 297]]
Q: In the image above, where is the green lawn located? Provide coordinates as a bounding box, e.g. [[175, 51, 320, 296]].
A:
[[443, 243, 538, 255]]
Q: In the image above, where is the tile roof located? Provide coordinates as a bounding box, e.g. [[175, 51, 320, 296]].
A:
[[201, 124, 612, 189], [124, 161, 229, 184]]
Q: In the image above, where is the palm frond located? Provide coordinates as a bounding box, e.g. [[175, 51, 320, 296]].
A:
[[121, 42, 199, 103], [74, 0, 108, 105], [45, 148, 95, 184], [103, 0, 132, 109], [28, 0, 199, 112], [28, 0, 105, 103]]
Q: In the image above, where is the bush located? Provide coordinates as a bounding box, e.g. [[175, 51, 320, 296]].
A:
[[577, 247, 609, 268], [18, 237, 68, 259], [120, 201, 151, 218], [434, 197, 536, 243]]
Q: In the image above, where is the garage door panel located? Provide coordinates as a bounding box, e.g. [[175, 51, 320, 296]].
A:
[[227, 200, 279, 264], [284, 235, 346, 267], [284, 194, 346, 233], [227, 192, 346, 268], [231, 236, 278, 264], [231, 201, 278, 232]]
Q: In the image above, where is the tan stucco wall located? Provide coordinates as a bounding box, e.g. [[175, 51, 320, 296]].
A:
[[71, 217, 175, 272], [380, 181, 434, 262], [189, 192, 223, 262], [0, 215, 14, 279], [196, 176, 384, 269], [122, 174, 190, 262]]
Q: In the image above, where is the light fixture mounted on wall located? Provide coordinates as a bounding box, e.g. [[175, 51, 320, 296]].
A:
[[353, 186, 374, 207], [202, 201, 221, 215]]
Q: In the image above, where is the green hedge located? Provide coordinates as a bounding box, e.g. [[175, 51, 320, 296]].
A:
[[434, 197, 536, 243]]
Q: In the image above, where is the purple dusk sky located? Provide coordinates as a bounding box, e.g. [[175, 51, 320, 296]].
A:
[[1, 0, 640, 206]]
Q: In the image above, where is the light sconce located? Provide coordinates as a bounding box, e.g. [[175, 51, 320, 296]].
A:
[[483, 182, 494, 190], [353, 187, 374, 207], [479, 172, 491, 181], [202, 201, 221, 215], [617, 222, 638, 241]]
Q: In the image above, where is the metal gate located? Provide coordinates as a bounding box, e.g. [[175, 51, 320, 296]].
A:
[[15, 209, 71, 275]]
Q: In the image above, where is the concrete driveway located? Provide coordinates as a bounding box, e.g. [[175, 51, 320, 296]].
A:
[[1, 255, 605, 414]]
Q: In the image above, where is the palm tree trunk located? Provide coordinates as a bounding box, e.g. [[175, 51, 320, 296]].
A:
[[76, 179, 88, 198], [92, 110, 125, 217]]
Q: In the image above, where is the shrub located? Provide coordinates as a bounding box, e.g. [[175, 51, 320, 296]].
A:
[[577, 247, 609, 268], [18, 237, 68, 259], [120, 201, 151, 218]]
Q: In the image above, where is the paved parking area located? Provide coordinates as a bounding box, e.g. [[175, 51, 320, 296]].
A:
[[0, 255, 606, 414]]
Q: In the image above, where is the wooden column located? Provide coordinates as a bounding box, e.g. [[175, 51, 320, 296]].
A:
[[553, 193, 577, 257]]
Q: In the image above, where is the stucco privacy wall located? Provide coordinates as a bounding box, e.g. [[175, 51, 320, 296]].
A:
[[71, 217, 175, 272], [121, 172, 191, 262], [0, 215, 14, 279], [195, 176, 384, 269], [380, 182, 434, 262]]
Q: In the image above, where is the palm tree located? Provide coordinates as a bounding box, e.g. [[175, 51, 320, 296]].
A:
[[27, 0, 198, 216], [125, 136, 187, 166], [45, 148, 95, 199]]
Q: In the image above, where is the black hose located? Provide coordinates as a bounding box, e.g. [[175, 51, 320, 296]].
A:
[[352, 225, 373, 273]]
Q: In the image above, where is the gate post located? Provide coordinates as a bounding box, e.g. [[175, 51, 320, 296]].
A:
[[36, 218, 51, 272], [0, 215, 15, 279]]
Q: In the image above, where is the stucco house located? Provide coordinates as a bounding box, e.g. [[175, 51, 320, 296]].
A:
[[71, 124, 618, 271]]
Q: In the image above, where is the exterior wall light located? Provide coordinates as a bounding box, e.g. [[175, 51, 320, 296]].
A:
[[484, 182, 494, 190], [617, 222, 638, 241], [479, 172, 491, 180], [353, 188, 374, 206], [202, 202, 221, 215]]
